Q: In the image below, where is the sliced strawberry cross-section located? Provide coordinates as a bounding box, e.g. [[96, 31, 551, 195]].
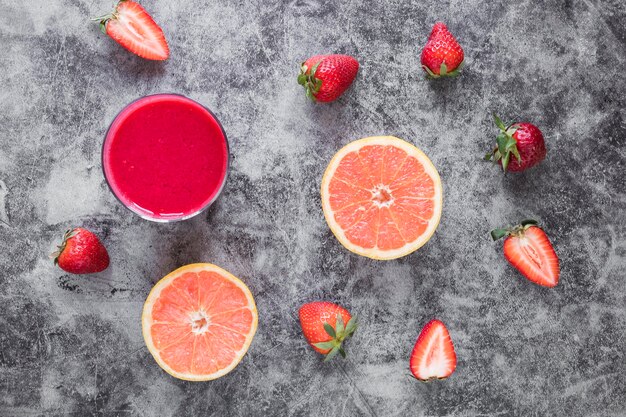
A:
[[96, 1, 169, 61], [410, 319, 457, 381]]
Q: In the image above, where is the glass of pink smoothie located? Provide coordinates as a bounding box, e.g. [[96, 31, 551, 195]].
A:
[[102, 94, 229, 222]]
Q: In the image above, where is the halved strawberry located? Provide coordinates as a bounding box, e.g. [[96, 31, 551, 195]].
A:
[[96, 1, 169, 61], [410, 319, 457, 381], [491, 220, 560, 287]]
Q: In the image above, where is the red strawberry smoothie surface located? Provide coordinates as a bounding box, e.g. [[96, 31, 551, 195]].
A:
[[102, 94, 228, 221]]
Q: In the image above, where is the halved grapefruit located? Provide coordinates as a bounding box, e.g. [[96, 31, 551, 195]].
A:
[[142, 263, 258, 381], [321, 136, 442, 260]]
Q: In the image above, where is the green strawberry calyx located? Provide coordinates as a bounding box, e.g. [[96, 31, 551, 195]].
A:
[[485, 114, 522, 172], [422, 60, 464, 79], [91, 0, 127, 34], [490, 219, 538, 241], [313, 313, 357, 362], [297, 61, 323, 102], [50, 228, 79, 264]]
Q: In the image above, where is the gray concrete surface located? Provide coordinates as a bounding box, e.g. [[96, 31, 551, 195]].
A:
[[1, 0, 625, 415]]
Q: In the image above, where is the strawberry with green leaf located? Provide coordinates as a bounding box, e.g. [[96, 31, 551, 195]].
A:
[[491, 219, 560, 287], [297, 55, 359, 102], [420, 22, 464, 78], [95, 0, 169, 61], [486, 114, 546, 172], [299, 301, 357, 361], [52, 228, 110, 274]]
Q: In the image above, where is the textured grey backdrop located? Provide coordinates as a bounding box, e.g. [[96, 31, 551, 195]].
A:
[[1, 0, 625, 416]]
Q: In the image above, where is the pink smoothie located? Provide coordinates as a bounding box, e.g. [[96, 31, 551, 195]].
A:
[[102, 94, 229, 221]]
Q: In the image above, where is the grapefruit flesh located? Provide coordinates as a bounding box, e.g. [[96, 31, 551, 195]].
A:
[[321, 136, 442, 260], [142, 263, 258, 381]]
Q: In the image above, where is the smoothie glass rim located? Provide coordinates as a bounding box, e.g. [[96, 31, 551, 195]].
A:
[[101, 93, 230, 223]]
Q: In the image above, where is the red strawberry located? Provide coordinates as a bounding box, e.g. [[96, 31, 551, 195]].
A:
[[299, 301, 357, 361], [420, 22, 464, 78], [96, 1, 169, 61], [297, 55, 359, 102], [52, 228, 110, 274], [486, 114, 546, 172], [410, 319, 457, 381], [491, 220, 560, 287]]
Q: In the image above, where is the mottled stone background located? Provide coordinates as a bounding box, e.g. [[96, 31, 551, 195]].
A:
[[1, 0, 625, 416]]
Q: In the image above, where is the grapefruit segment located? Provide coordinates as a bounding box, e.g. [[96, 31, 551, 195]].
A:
[[142, 263, 258, 381], [389, 201, 431, 242], [170, 272, 200, 306], [333, 202, 370, 230], [152, 297, 193, 323], [321, 136, 442, 260], [192, 333, 219, 374], [377, 207, 405, 250], [159, 332, 195, 374], [211, 308, 255, 333], [382, 146, 408, 183], [332, 152, 363, 184], [197, 271, 224, 308], [344, 204, 379, 249], [150, 323, 191, 350], [328, 178, 372, 210], [356, 145, 385, 187]]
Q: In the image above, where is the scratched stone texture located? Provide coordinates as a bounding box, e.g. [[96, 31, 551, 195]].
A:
[[1, 0, 625, 416]]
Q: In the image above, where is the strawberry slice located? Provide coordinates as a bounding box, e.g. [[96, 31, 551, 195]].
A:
[[410, 319, 457, 381], [491, 220, 560, 287], [97, 1, 169, 61]]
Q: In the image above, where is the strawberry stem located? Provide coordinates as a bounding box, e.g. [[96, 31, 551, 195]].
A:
[[298, 61, 323, 102], [422, 65, 438, 78], [323, 323, 336, 338], [91, 0, 125, 32], [439, 62, 448, 77], [490, 228, 509, 241], [493, 113, 507, 131], [312, 314, 358, 362], [489, 114, 522, 172], [423, 60, 464, 79], [51, 228, 77, 264], [519, 219, 539, 227], [491, 219, 539, 240]]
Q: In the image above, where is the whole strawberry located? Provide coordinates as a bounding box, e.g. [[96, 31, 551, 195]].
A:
[[52, 228, 110, 274], [420, 22, 464, 78], [486, 114, 546, 172], [491, 219, 560, 287], [297, 55, 359, 102], [299, 301, 357, 361]]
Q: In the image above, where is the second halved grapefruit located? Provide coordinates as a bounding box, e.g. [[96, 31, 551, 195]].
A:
[[142, 263, 258, 381], [321, 136, 442, 260]]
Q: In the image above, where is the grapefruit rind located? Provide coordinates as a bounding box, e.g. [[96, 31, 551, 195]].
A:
[[321, 136, 443, 260], [142, 263, 258, 381]]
